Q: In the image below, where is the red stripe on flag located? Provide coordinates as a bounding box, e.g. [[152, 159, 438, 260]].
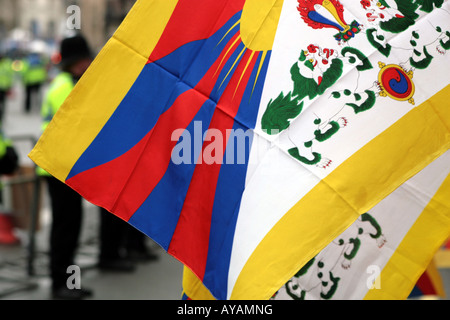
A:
[[66, 128, 153, 218], [168, 49, 258, 280], [148, 0, 245, 63]]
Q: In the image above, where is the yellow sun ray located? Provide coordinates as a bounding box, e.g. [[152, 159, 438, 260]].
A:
[[214, 34, 242, 77], [214, 0, 283, 101], [234, 50, 256, 99], [217, 20, 240, 48], [252, 50, 268, 96], [219, 45, 247, 90]]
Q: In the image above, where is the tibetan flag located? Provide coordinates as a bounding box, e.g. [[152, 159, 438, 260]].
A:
[[271, 151, 450, 300], [29, 0, 450, 300]]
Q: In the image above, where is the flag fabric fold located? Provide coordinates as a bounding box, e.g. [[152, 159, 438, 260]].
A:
[[29, 0, 450, 300]]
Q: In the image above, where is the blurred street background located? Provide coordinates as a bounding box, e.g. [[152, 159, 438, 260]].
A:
[[0, 0, 136, 57], [0, 0, 183, 300], [0, 74, 184, 300]]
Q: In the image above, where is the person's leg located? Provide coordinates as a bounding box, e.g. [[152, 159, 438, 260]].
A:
[[126, 226, 158, 262], [0, 90, 6, 122], [31, 83, 42, 111], [98, 208, 135, 271], [46, 177, 91, 299], [25, 85, 32, 113]]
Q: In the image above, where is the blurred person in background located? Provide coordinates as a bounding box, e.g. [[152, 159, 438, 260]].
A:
[[38, 33, 153, 300], [22, 51, 47, 113], [0, 125, 19, 245], [37, 33, 93, 300], [0, 54, 14, 122]]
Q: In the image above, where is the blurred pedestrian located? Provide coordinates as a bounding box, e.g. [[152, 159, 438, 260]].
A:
[[22, 51, 47, 113], [125, 223, 159, 262], [37, 33, 142, 300], [0, 129, 18, 176], [99, 207, 158, 269], [98, 207, 136, 271], [0, 54, 14, 122], [37, 34, 93, 300], [0, 126, 19, 245]]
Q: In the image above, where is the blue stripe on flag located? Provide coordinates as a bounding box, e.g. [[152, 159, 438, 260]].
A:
[[128, 98, 216, 250], [202, 52, 271, 299]]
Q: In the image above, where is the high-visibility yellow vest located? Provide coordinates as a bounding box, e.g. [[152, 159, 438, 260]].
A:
[[22, 56, 47, 86], [0, 58, 14, 90], [37, 72, 74, 176], [0, 133, 9, 158], [0, 130, 15, 175]]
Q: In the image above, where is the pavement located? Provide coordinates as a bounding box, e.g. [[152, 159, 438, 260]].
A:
[[0, 79, 449, 300]]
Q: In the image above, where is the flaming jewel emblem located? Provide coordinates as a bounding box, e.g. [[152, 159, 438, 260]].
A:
[[297, 0, 362, 43]]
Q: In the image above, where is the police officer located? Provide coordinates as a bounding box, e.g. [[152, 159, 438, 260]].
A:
[[38, 34, 93, 300], [0, 54, 14, 122], [39, 34, 137, 300], [0, 132, 18, 173], [0, 128, 19, 244], [22, 51, 47, 113]]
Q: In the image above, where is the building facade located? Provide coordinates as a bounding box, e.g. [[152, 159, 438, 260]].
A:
[[0, 0, 136, 54]]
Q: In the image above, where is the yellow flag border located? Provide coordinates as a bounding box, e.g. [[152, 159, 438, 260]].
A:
[[364, 172, 450, 300]]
